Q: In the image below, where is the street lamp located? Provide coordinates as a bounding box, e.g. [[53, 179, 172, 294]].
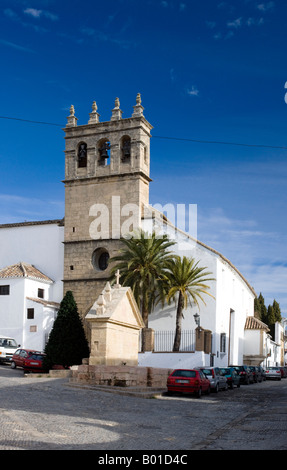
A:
[[193, 313, 200, 327]]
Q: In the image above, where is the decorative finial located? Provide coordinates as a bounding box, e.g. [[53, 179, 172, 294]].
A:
[[111, 97, 122, 121], [66, 105, 78, 127], [103, 282, 112, 302], [88, 100, 100, 124], [96, 294, 106, 315], [132, 93, 144, 118]]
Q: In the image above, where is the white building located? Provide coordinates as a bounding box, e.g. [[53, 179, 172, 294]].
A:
[[0, 220, 64, 350], [138, 210, 256, 369]]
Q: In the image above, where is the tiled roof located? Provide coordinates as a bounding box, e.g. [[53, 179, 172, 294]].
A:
[[245, 316, 269, 331], [0, 262, 53, 283], [0, 219, 64, 229]]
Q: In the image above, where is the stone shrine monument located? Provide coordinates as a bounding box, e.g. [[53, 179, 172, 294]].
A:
[[86, 271, 144, 366]]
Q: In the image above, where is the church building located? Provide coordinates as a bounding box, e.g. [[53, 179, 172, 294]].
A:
[[0, 95, 259, 367]]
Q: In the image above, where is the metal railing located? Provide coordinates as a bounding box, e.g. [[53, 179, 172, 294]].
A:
[[154, 329, 195, 352]]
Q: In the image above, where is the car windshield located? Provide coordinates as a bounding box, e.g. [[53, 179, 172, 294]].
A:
[[268, 367, 279, 370], [30, 354, 45, 360], [200, 369, 212, 376], [221, 368, 231, 375], [172, 370, 196, 378], [0, 338, 17, 348]]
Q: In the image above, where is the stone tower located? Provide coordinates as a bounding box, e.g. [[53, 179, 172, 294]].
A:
[[63, 95, 152, 322]]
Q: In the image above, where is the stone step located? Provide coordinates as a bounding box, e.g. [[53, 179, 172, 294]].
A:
[[66, 381, 166, 398]]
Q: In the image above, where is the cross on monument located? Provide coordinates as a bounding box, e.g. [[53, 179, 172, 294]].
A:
[[115, 269, 121, 286]]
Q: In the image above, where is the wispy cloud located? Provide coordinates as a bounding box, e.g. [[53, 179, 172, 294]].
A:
[[227, 17, 242, 28], [0, 39, 35, 53], [23, 8, 59, 21], [0, 194, 64, 224], [187, 86, 199, 97], [257, 2, 275, 12]]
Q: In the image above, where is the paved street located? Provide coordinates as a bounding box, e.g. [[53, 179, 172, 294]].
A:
[[0, 364, 287, 452]]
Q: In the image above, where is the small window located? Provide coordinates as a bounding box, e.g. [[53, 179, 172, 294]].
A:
[[220, 333, 226, 353], [0, 285, 10, 295], [27, 308, 34, 320], [38, 288, 44, 299], [121, 136, 131, 162], [78, 142, 87, 168]]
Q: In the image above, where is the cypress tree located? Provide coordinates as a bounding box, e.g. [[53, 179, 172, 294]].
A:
[[44, 291, 90, 369]]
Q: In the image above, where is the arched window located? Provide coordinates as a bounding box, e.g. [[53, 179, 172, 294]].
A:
[[92, 248, 110, 271], [121, 136, 131, 162], [78, 142, 87, 168], [98, 139, 110, 166]]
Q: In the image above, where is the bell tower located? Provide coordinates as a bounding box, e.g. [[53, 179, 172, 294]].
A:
[[63, 94, 152, 319]]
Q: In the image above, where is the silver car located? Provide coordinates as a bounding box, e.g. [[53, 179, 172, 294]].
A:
[[195, 367, 228, 392], [265, 366, 281, 380]]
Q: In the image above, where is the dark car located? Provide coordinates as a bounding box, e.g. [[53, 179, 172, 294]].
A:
[[167, 369, 211, 398], [219, 367, 241, 389], [279, 367, 287, 378], [231, 365, 254, 384], [257, 366, 266, 381], [249, 366, 262, 383], [11, 349, 47, 372]]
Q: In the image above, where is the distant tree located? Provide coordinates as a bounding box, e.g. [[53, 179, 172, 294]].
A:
[[254, 294, 282, 340], [272, 300, 282, 323], [44, 291, 89, 370], [254, 292, 267, 323]]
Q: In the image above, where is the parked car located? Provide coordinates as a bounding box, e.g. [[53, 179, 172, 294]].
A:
[[219, 367, 241, 389], [166, 369, 211, 398], [231, 365, 254, 384], [195, 367, 228, 392], [11, 349, 47, 372], [264, 366, 282, 380], [279, 367, 287, 378], [257, 366, 266, 381], [249, 366, 262, 383]]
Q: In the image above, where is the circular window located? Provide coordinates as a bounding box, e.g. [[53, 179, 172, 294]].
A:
[[92, 248, 110, 271]]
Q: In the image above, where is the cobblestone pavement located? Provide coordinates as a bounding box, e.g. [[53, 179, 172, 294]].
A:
[[0, 365, 287, 451]]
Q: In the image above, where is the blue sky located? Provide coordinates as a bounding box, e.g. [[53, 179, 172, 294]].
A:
[[0, 0, 287, 313]]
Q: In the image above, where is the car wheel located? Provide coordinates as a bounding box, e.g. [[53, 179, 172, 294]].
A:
[[206, 386, 211, 395], [230, 382, 234, 389], [214, 383, 219, 393], [196, 388, 202, 398], [11, 361, 16, 369], [237, 383, 240, 388]]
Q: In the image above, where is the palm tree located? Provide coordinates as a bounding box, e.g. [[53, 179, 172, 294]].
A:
[[164, 256, 215, 352], [109, 230, 175, 351]]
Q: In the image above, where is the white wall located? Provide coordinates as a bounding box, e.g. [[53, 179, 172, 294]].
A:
[[0, 278, 25, 346], [0, 221, 64, 302], [142, 217, 255, 368]]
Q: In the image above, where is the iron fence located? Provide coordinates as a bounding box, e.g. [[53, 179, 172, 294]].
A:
[[138, 329, 196, 352]]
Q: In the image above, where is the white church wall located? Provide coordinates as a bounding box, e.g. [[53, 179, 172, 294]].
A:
[[0, 222, 64, 302], [142, 215, 255, 368]]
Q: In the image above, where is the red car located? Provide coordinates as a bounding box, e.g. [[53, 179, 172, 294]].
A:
[[11, 348, 47, 372], [167, 369, 211, 398]]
